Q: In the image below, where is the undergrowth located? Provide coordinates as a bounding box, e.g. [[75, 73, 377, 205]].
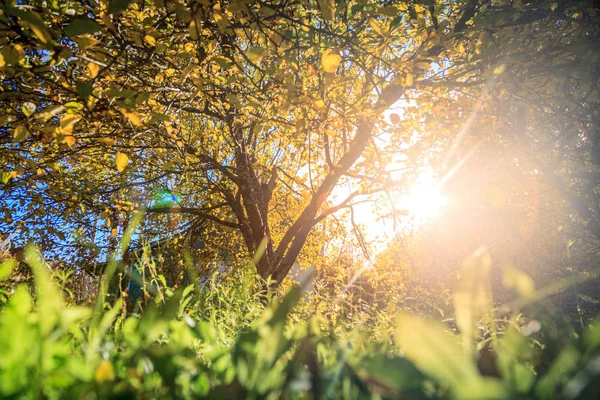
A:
[[0, 244, 599, 399]]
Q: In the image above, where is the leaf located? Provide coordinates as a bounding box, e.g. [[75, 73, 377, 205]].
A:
[[22, 102, 36, 117], [319, 0, 335, 21], [493, 64, 506, 75], [144, 35, 156, 46], [369, 17, 386, 36], [188, 19, 200, 40], [60, 114, 81, 133], [395, 313, 479, 383], [379, 5, 399, 17], [0, 258, 17, 281], [24, 244, 63, 335], [359, 355, 425, 393], [64, 135, 77, 147], [313, 99, 326, 111], [108, 0, 132, 14], [390, 113, 400, 124], [247, 47, 266, 64], [121, 109, 142, 126], [115, 152, 129, 172], [98, 137, 115, 146], [65, 18, 102, 37], [502, 265, 535, 299], [405, 73, 414, 87], [18, 11, 53, 44], [76, 81, 93, 100], [95, 360, 115, 383], [86, 62, 100, 78], [64, 101, 84, 110], [1, 45, 25, 66], [321, 48, 342, 73], [72, 36, 99, 49], [13, 125, 29, 142], [453, 248, 492, 358]]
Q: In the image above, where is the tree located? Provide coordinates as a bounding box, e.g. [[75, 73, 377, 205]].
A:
[[1, 0, 598, 287]]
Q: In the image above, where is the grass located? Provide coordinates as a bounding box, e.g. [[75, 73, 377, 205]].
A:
[[0, 243, 599, 399]]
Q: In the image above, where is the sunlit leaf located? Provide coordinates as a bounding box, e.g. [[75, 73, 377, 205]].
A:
[[454, 248, 492, 358], [144, 35, 157, 47], [321, 48, 342, 73], [0, 258, 17, 281], [115, 152, 129, 172], [86, 62, 100, 78]]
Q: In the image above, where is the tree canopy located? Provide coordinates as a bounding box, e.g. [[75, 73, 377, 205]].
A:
[[1, 0, 599, 286]]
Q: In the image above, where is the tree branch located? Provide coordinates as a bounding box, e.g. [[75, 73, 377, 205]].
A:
[[146, 207, 239, 228]]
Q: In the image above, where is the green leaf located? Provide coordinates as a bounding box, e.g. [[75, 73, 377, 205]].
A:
[[24, 244, 63, 335], [395, 313, 480, 391], [247, 47, 266, 64], [64, 101, 84, 110], [503, 265, 535, 299], [0, 258, 17, 281], [65, 18, 102, 37], [359, 355, 425, 393], [76, 81, 93, 100], [496, 326, 536, 393], [108, 0, 133, 14], [13, 125, 29, 142], [453, 248, 492, 358]]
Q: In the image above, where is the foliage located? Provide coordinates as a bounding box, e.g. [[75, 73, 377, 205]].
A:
[[1, 245, 599, 399], [2, 0, 598, 287]]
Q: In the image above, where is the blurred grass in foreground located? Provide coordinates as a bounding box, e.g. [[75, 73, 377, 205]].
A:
[[0, 244, 599, 399]]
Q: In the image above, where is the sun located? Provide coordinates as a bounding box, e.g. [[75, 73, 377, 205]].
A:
[[403, 182, 448, 223]]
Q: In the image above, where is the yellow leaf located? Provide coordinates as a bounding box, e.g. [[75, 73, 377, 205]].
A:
[[63, 135, 77, 146], [188, 20, 200, 40], [321, 48, 341, 73], [369, 17, 386, 37], [493, 64, 506, 75], [213, 4, 229, 33], [313, 99, 326, 111], [414, 61, 431, 70], [60, 114, 81, 134], [144, 35, 156, 46], [86, 62, 99, 78], [120, 109, 142, 126], [95, 360, 115, 383], [97, 137, 115, 145], [405, 73, 414, 87], [115, 152, 129, 172], [110, 228, 118, 237]]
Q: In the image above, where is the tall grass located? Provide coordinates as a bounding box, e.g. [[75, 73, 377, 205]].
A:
[[0, 243, 599, 399]]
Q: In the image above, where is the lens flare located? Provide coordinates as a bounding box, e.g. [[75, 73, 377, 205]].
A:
[[404, 183, 447, 222]]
